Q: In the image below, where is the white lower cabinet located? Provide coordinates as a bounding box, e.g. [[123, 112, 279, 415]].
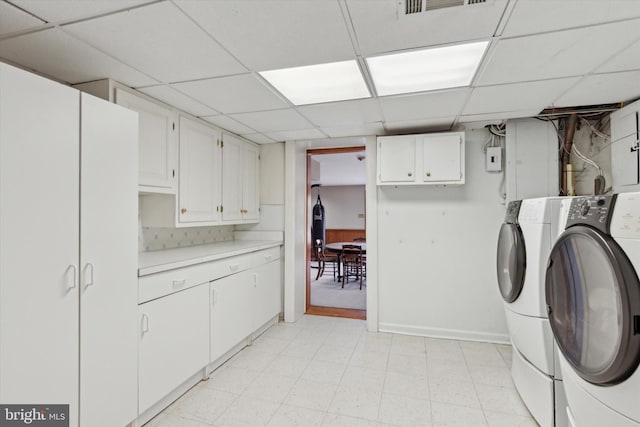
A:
[[210, 271, 254, 363], [251, 259, 282, 331], [138, 246, 282, 422], [138, 284, 210, 415]]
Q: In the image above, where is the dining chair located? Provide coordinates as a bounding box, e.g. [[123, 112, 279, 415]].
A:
[[341, 244, 364, 289], [314, 239, 339, 281]]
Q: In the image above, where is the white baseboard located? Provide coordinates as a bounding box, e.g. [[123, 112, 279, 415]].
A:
[[379, 322, 510, 344]]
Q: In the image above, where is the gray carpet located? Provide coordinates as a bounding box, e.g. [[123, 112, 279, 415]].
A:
[[310, 271, 366, 310]]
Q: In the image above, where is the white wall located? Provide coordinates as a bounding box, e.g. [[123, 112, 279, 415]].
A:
[[377, 127, 509, 343], [311, 185, 365, 230]]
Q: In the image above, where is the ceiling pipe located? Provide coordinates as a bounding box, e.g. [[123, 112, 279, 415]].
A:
[[561, 113, 578, 195]]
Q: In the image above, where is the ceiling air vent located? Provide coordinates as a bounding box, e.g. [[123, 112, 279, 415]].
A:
[[404, 0, 487, 14]]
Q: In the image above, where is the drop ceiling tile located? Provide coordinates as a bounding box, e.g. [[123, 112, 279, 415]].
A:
[[463, 78, 579, 115], [384, 117, 455, 134], [502, 0, 640, 37], [0, 28, 157, 86], [0, 2, 45, 36], [297, 99, 382, 127], [201, 115, 256, 135], [12, 0, 156, 23], [320, 122, 385, 138], [229, 109, 313, 133], [597, 38, 640, 73], [240, 133, 277, 145], [62, 2, 246, 83], [346, 0, 508, 56], [137, 85, 217, 117], [476, 19, 640, 86], [175, 0, 355, 70], [171, 74, 289, 114], [553, 71, 640, 107], [264, 128, 327, 142], [378, 89, 469, 123]]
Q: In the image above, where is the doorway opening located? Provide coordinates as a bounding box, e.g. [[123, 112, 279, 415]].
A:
[[306, 146, 366, 320]]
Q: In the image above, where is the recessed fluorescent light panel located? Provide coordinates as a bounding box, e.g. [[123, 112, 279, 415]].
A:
[[366, 41, 489, 96], [259, 60, 370, 105]]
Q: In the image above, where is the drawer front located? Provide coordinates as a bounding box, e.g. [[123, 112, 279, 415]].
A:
[[139, 253, 255, 303], [252, 247, 281, 267], [212, 253, 252, 278]]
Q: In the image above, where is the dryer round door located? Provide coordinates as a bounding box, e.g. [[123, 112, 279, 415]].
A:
[[497, 222, 526, 303], [545, 225, 640, 385]]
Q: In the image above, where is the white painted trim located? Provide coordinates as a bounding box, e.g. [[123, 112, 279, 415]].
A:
[[283, 141, 298, 322], [378, 322, 510, 344], [364, 136, 378, 332]]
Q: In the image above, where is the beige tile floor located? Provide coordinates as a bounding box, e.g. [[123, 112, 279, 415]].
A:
[[146, 315, 538, 427]]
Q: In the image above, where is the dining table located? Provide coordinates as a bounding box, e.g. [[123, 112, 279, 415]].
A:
[[324, 242, 366, 282]]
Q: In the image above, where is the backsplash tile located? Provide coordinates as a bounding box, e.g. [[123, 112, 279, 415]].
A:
[[139, 225, 235, 252]]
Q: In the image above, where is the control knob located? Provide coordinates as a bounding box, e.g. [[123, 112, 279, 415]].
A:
[[580, 200, 590, 216]]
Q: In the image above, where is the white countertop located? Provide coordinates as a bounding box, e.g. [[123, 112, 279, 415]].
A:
[[138, 240, 283, 276]]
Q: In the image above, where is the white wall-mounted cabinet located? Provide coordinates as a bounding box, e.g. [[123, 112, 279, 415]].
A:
[[115, 88, 178, 193], [611, 100, 640, 190], [222, 133, 260, 222], [0, 63, 138, 427], [74, 79, 178, 194], [179, 116, 223, 224], [377, 132, 465, 185]]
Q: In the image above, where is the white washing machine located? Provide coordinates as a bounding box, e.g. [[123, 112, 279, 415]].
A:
[[546, 193, 640, 427], [497, 197, 569, 427]]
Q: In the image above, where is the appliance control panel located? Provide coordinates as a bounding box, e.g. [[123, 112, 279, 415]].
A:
[[566, 195, 617, 234], [504, 200, 522, 224]]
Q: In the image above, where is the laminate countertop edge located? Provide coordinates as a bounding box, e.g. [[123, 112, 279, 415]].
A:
[[138, 240, 283, 276]]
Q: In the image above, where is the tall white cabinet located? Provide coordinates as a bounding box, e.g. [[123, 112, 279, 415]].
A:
[[0, 63, 138, 427]]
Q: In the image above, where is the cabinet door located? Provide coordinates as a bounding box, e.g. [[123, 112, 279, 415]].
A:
[[221, 135, 244, 222], [612, 133, 639, 187], [179, 117, 222, 223], [115, 88, 177, 192], [243, 143, 260, 221], [210, 271, 253, 363], [0, 63, 80, 426], [377, 136, 416, 183], [138, 285, 209, 415], [79, 94, 138, 427], [422, 133, 463, 182], [251, 260, 282, 331]]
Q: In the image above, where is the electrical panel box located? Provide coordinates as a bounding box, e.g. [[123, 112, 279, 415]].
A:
[[486, 147, 502, 172]]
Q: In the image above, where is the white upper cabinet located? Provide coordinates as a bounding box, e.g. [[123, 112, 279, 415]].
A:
[[222, 133, 260, 223], [115, 88, 178, 193], [179, 116, 222, 224], [611, 100, 640, 189], [377, 132, 465, 185], [378, 136, 416, 183]]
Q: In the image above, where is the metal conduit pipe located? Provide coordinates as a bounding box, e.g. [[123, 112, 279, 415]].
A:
[[561, 113, 578, 195]]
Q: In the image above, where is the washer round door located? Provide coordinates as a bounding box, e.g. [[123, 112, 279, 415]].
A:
[[546, 225, 640, 385], [496, 222, 526, 303]]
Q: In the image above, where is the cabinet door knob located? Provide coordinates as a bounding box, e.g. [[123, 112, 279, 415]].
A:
[[426, 172, 431, 177], [408, 172, 412, 177], [181, 208, 187, 214]]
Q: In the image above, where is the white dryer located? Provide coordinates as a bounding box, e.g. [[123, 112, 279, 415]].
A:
[[546, 193, 640, 427], [497, 197, 569, 427]]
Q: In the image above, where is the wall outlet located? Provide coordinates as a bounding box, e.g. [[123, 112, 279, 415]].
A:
[[486, 147, 502, 172]]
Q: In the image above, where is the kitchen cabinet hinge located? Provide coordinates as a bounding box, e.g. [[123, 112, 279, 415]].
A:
[[221, 140, 224, 148], [172, 169, 175, 178], [172, 122, 175, 131]]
